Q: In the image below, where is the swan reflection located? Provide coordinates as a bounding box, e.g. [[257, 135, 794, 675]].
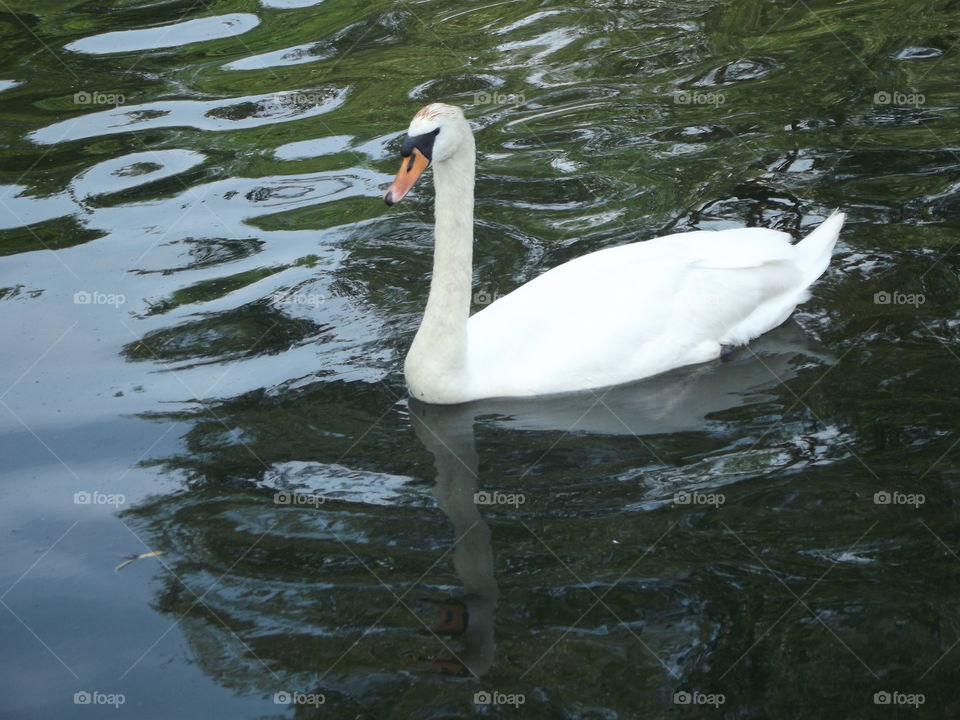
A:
[[405, 318, 825, 678]]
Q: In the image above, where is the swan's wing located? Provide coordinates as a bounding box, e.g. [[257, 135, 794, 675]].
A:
[[466, 228, 805, 397]]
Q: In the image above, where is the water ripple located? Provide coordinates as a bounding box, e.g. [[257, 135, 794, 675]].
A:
[[65, 13, 261, 54], [69, 150, 206, 201], [29, 87, 347, 144]]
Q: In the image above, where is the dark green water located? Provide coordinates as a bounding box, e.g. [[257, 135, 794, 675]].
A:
[[2, 0, 959, 717]]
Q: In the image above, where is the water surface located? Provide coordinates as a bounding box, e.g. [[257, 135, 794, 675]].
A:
[[2, 0, 959, 717]]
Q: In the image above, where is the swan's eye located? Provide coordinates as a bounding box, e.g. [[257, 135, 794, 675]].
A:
[[407, 129, 438, 168], [400, 128, 440, 161]]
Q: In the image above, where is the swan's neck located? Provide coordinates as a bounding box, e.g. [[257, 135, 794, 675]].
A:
[[405, 137, 476, 403]]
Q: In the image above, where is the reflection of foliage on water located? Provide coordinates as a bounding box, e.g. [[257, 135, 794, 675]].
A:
[[0, 215, 105, 256], [139, 380, 416, 484], [123, 301, 330, 364], [122, 459, 492, 716]]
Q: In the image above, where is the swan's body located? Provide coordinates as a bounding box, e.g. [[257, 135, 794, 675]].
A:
[[385, 103, 844, 405]]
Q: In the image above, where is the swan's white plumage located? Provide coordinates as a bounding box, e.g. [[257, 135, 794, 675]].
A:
[[388, 103, 844, 404], [465, 216, 842, 399]]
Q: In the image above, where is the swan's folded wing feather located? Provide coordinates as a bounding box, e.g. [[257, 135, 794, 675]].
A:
[[465, 230, 805, 397]]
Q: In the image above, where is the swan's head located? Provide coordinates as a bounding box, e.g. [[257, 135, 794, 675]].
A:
[[383, 103, 470, 206]]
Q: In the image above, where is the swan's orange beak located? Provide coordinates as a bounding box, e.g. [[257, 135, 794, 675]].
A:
[[384, 147, 430, 206]]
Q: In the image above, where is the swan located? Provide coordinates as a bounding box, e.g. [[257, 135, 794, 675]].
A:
[[384, 102, 844, 405]]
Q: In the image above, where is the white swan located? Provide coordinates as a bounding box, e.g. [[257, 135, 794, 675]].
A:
[[384, 103, 844, 405]]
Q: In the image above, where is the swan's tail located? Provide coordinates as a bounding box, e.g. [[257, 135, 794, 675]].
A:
[[795, 210, 844, 287]]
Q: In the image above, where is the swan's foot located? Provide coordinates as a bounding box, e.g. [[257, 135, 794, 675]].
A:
[[719, 344, 738, 361], [420, 598, 468, 636]]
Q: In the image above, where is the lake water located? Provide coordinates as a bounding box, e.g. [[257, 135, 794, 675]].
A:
[[1, 0, 959, 717]]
